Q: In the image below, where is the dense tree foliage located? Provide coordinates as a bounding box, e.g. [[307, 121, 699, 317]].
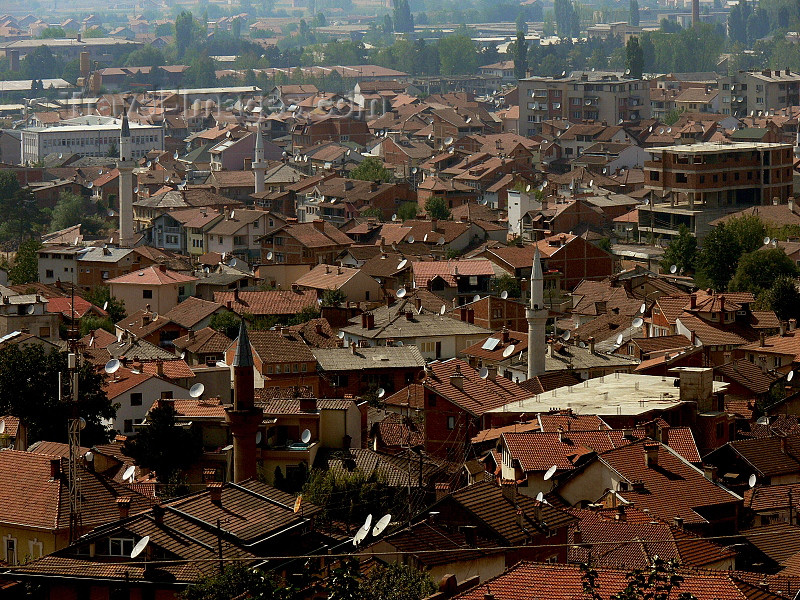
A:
[[695, 223, 742, 292], [759, 276, 800, 321], [424, 196, 451, 220], [85, 285, 127, 323], [729, 248, 799, 296], [350, 157, 395, 182], [660, 225, 697, 275], [513, 28, 528, 80]]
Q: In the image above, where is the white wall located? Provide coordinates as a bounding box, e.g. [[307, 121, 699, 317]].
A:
[[107, 377, 189, 435]]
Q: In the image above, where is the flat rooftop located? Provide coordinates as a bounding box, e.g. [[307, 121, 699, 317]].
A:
[[647, 141, 792, 154], [488, 372, 728, 416], [23, 123, 161, 133]]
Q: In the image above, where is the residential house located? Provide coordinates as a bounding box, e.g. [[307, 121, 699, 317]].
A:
[[259, 220, 354, 266], [412, 259, 495, 306], [213, 289, 317, 322], [172, 327, 232, 367], [76, 247, 157, 291], [208, 130, 282, 171], [703, 435, 800, 491], [0, 287, 59, 341], [291, 115, 371, 149], [205, 208, 272, 263], [107, 265, 197, 315], [451, 296, 530, 332], [293, 263, 384, 304]]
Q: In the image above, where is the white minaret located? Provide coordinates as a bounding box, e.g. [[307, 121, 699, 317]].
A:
[[527, 246, 548, 379], [252, 122, 267, 195], [117, 113, 135, 247]]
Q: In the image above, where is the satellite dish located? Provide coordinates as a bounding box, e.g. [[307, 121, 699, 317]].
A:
[[440, 305, 446, 315], [189, 383, 205, 398], [133, 186, 139, 193], [639, 302, 646, 315], [26, 305, 35, 315], [562, 330, 571, 341], [500, 290, 508, 300], [536, 491, 544, 502], [256, 431, 262, 445], [473, 294, 481, 303], [104, 359, 120, 374], [424, 234, 429, 242], [616, 333, 624, 346], [180, 351, 186, 360], [444, 137, 454, 146], [337, 331, 345, 339], [89, 336, 95, 347], [0, 420, 5, 435], [391, 214, 398, 222], [526, 184, 532, 192], [503, 344, 516, 358], [632, 317, 644, 328], [353, 526, 368, 546], [84, 451, 93, 462], [764, 236, 771, 245], [372, 513, 392, 536], [479, 367, 489, 379], [579, 341, 586, 348], [146, 161, 152, 168], [376, 388, 386, 399], [301, 429, 311, 444], [130, 536, 149, 559], [756, 415, 770, 425], [789, 371, 795, 382], [266, 251, 274, 260], [396, 287, 407, 298], [408, 236, 415, 244], [87, 182, 94, 189], [122, 465, 136, 482], [669, 264, 678, 274], [437, 236, 446, 246], [411, 167, 418, 174], [173, 150, 179, 160], [749, 474, 757, 488], [543, 465, 557, 481]]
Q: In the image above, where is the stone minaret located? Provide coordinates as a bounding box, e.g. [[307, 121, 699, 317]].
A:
[[691, 0, 700, 26], [117, 113, 135, 247], [224, 320, 262, 483], [252, 123, 267, 195], [527, 246, 548, 379]]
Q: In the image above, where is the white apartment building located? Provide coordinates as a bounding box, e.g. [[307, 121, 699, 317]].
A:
[[20, 116, 163, 164]]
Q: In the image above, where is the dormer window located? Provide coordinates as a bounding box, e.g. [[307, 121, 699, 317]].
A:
[[107, 537, 134, 556]]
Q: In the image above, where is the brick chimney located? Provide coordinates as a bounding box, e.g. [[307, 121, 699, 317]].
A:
[[501, 482, 517, 501], [188, 329, 195, 341], [760, 332, 766, 347], [50, 458, 61, 480], [300, 397, 317, 413], [461, 525, 477, 547], [502, 327, 509, 343], [689, 294, 697, 309], [643, 441, 659, 468], [450, 365, 465, 390], [673, 516, 684, 529], [312, 219, 325, 232], [487, 365, 498, 381], [208, 482, 223, 505], [152, 503, 164, 523], [703, 465, 718, 481], [117, 496, 131, 519], [588, 337, 596, 354]]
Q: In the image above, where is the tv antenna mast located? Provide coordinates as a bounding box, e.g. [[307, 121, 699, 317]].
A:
[[63, 283, 84, 543]]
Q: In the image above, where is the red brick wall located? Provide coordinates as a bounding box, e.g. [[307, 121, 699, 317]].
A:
[[544, 238, 614, 291]]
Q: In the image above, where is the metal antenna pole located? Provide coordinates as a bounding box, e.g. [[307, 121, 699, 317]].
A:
[[66, 282, 82, 543]]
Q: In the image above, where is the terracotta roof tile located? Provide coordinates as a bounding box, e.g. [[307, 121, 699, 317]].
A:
[[246, 330, 315, 363], [173, 327, 232, 354], [107, 265, 197, 286], [413, 259, 494, 288], [715, 359, 781, 395], [140, 359, 195, 379], [164, 297, 225, 329]]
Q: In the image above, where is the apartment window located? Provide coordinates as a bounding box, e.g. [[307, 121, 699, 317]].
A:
[[123, 419, 133, 433], [45, 269, 54, 278], [756, 97, 764, 104], [4, 538, 16, 565], [39, 327, 50, 338], [447, 416, 455, 430], [774, 356, 782, 367], [649, 171, 659, 181], [142, 290, 153, 299], [130, 393, 142, 406], [101, 271, 110, 279], [676, 173, 687, 183]]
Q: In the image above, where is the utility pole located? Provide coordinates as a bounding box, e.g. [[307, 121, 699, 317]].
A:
[[65, 284, 83, 544]]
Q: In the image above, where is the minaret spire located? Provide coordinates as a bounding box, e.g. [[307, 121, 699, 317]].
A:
[[117, 112, 135, 247], [252, 121, 267, 195], [527, 245, 548, 379]]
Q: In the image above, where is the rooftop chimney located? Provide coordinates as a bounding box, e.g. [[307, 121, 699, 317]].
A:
[[208, 482, 223, 505], [703, 465, 718, 482], [643, 441, 659, 468], [450, 365, 465, 390], [50, 458, 61, 480], [312, 219, 325, 232], [299, 397, 317, 413], [487, 365, 498, 381], [152, 503, 164, 523], [461, 525, 478, 547], [502, 482, 517, 502], [117, 496, 131, 519], [502, 327, 509, 343], [588, 337, 596, 355], [673, 516, 684, 529], [689, 294, 697, 309]]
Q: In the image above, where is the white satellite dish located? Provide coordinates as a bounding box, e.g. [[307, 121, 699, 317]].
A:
[[230, 210, 235, 219], [391, 214, 398, 222], [749, 474, 757, 488], [0, 420, 5, 435], [103, 301, 109, 311], [189, 383, 205, 398], [616, 333, 624, 345], [134, 187, 139, 194], [89, 336, 95, 348], [301, 429, 311, 444], [543, 465, 557, 481], [266, 251, 274, 260], [398, 259, 408, 270], [26, 305, 35, 315], [669, 264, 677, 274], [122, 465, 136, 482], [479, 367, 489, 379], [756, 415, 770, 425], [376, 388, 386, 399], [173, 150, 179, 160], [87, 182, 94, 189], [444, 137, 454, 146], [256, 431, 262, 444], [500, 290, 508, 300], [130, 536, 149, 559], [440, 305, 446, 315], [764, 236, 771, 245], [337, 331, 345, 339], [408, 236, 415, 244], [437, 236, 446, 246], [372, 513, 392, 536], [180, 351, 186, 360], [562, 330, 571, 341], [104, 359, 120, 374], [536, 491, 544, 502], [396, 287, 407, 298], [789, 371, 795, 382], [632, 317, 644, 328], [473, 294, 481, 303], [638, 302, 646, 315], [84, 451, 93, 462], [503, 344, 516, 358], [353, 526, 368, 546]]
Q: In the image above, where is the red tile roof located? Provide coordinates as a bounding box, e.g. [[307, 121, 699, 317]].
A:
[[46, 296, 107, 319], [172, 327, 232, 354], [164, 297, 225, 328], [140, 359, 195, 379], [214, 290, 317, 317], [413, 259, 494, 288], [107, 265, 197, 285], [103, 367, 161, 399]]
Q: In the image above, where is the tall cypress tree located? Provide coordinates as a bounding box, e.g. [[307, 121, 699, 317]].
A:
[[629, 0, 640, 26], [514, 28, 528, 79]]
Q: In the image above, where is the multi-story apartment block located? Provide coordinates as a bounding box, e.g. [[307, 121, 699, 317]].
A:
[[21, 116, 163, 163], [639, 141, 794, 241], [719, 69, 800, 118], [518, 72, 650, 136]]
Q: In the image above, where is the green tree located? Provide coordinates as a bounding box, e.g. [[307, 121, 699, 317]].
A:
[[424, 196, 451, 220], [629, 0, 640, 26], [124, 45, 165, 67], [729, 248, 799, 296], [184, 54, 218, 88], [80, 315, 114, 336], [626, 37, 644, 78], [725, 214, 767, 254], [287, 305, 321, 326], [350, 156, 395, 182], [8, 239, 40, 285], [759, 276, 800, 321], [361, 563, 437, 600], [85, 286, 126, 323], [328, 557, 362, 600], [302, 468, 393, 529], [175, 11, 196, 58], [613, 557, 697, 600], [361, 207, 384, 220], [516, 11, 529, 33], [397, 201, 419, 221], [660, 224, 697, 275], [554, 0, 578, 37], [0, 345, 115, 445], [39, 27, 66, 39], [20, 46, 64, 82], [491, 273, 522, 298], [181, 563, 288, 600], [663, 106, 685, 125], [695, 223, 741, 291], [123, 402, 202, 483], [438, 34, 477, 76], [321, 288, 347, 307], [209, 311, 240, 340], [513, 28, 528, 80], [50, 191, 105, 235]]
